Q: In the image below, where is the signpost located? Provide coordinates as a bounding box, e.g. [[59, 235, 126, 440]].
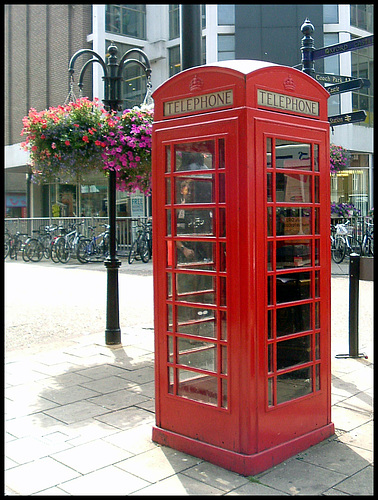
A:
[[328, 110, 367, 126], [313, 72, 370, 88], [313, 35, 374, 60], [326, 78, 365, 96]]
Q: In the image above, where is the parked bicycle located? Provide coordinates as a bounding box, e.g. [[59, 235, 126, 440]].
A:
[[128, 218, 152, 264], [76, 224, 113, 263], [22, 224, 62, 262], [53, 222, 86, 263], [361, 221, 374, 256], [331, 220, 361, 264], [4, 229, 29, 260]]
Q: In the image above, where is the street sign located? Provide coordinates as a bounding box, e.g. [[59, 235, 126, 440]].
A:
[[313, 72, 370, 88], [326, 79, 365, 96], [328, 110, 367, 126], [313, 35, 373, 60]]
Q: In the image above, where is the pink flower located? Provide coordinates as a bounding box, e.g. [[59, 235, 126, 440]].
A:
[[82, 135, 89, 143], [65, 140, 70, 146], [51, 143, 56, 149]]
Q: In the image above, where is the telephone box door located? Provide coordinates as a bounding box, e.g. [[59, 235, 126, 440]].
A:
[[254, 118, 331, 452], [153, 117, 247, 452]]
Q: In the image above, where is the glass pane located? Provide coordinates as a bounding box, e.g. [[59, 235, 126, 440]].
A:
[[166, 146, 171, 172], [176, 273, 215, 305], [178, 370, 217, 405], [166, 178, 171, 204], [276, 207, 312, 236], [314, 144, 319, 172], [268, 377, 274, 406], [219, 208, 226, 237], [175, 176, 214, 204], [276, 335, 311, 370], [268, 344, 273, 372], [276, 272, 311, 303], [220, 311, 227, 340], [276, 173, 311, 203], [276, 304, 311, 337], [175, 141, 215, 171], [176, 240, 215, 270], [167, 304, 173, 331], [267, 207, 273, 236], [220, 276, 227, 306], [221, 346, 227, 374], [267, 241, 273, 271], [267, 172, 273, 202], [315, 332, 320, 360], [275, 140, 311, 170], [168, 335, 173, 363], [315, 364, 320, 391], [168, 367, 174, 394], [178, 338, 216, 371], [267, 275, 273, 305], [166, 210, 171, 236], [218, 139, 225, 169], [176, 208, 214, 235], [219, 242, 226, 272], [277, 367, 312, 404], [314, 176, 320, 203], [167, 273, 172, 298], [276, 240, 311, 269], [177, 305, 216, 337], [219, 173, 226, 203], [267, 309, 273, 339], [266, 138, 272, 168], [221, 379, 228, 408]]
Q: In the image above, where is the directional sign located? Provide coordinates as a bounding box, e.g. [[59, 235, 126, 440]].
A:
[[313, 72, 370, 88], [328, 110, 367, 126], [326, 78, 365, 96], [313, 35, 374, 60]]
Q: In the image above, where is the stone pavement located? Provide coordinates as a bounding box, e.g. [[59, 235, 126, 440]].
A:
[[5, 260, 373, 495]]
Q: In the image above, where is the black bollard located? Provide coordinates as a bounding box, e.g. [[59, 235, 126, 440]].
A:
[[335, 253, 367, 359]]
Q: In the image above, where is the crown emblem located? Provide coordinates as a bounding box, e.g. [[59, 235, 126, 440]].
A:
[[189, 75, 204, 92], [283, 75, 296, 91]]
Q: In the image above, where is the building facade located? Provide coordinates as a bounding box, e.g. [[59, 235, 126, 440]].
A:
[[4, 4, 374, 218]]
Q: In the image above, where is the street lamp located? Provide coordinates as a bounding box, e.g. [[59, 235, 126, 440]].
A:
[[68, 43, 151, 345]]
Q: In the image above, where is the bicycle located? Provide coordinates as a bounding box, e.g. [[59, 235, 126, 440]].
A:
[[53, 222, 85, 263], [4, 230, 29, 260], [331, 220, 361, 264], [22, 224, 61, 262], [76, 224, 112, 263], [128, 219, 152, 264], [361, 221, 374, 256]]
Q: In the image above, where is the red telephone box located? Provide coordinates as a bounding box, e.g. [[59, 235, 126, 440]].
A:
[[151, 60, 334, 475]]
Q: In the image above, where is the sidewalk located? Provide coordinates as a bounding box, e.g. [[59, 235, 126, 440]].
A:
[[5, 262, 373, 495]]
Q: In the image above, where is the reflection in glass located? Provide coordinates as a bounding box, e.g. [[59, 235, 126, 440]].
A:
[[166, 178, 171, 204], [268, 377, 273, 406], [220, 311, 227, 340], [277, 367, 312, 404], [267, 172, 273, 202], [175, 176, 214, 204], [177, 369, 218, 405], [219, 208, 226, 237], [267, 207, 273, 236], [276, 207, 311, 236], [277, 335, 311, 370], [177, 305, 216, 338], [276, 240, 311, 269], [176, 241, 215, 270], [276, 173, 311, 203], [219, 173, 226, 203], [221, 346, 227, 374], [178, 338, 216, 371], [168, 367, 174, 393], [314, 144, 319, 172], [221, 379, 228, 407], [176, 273, 215, 304], [166, 210, 171, 236], [276, 272, 311, 303], [267, 241, 273, 270], [176, 208, 214, 235], [276, 304, 311, 336], [266, 138, 272, 168], [219, 139, 225, 169], [175, 141, 215, 171], [168, 335, 173, 363], [275, 140, 311, 170], [219, 242, 226, 272], [166, 146, 171, 173]]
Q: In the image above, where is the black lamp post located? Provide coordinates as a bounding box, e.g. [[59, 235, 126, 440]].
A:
[[68, 43, 151, 345]]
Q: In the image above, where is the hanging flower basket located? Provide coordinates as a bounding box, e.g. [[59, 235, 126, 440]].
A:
[[331, 202, 360, 218], [330, 143, 348, 174], [102, 105, 154, 196], [21, 97, 109, 184], [21, 99, 154, 195]]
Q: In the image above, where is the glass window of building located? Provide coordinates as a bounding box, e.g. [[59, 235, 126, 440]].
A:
[[218, 4, 235, 25], [323, 4, 339, 23], [218, 34, 235, 61], [351, 42, 374, 127], [324, 33, 340, 116], [105, 40, 147, 109], [105, 5, 146, 39], [351, 4, 374, 32], [169, 4, 180, 40], [169, 45, 181, 76]]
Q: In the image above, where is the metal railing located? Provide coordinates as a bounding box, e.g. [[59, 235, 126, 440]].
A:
[[4, 216, 150, 256], [330, 216, 374, 242]]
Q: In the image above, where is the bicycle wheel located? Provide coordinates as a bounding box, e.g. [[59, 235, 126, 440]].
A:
[[370, 232, 374, 256], [54, 237, 71, 263], [22, 238, 31, 262], [40, 235, 51, 259], [76, 238, 91, 263], [24, 239, 43, 262], [140, 237, 150, 263], [346, 236, 361, 257], [331, 235, 346, 264], [50, 239, 60, 263], [4, 234, 10, 259], [128, 240, 139, 264]]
